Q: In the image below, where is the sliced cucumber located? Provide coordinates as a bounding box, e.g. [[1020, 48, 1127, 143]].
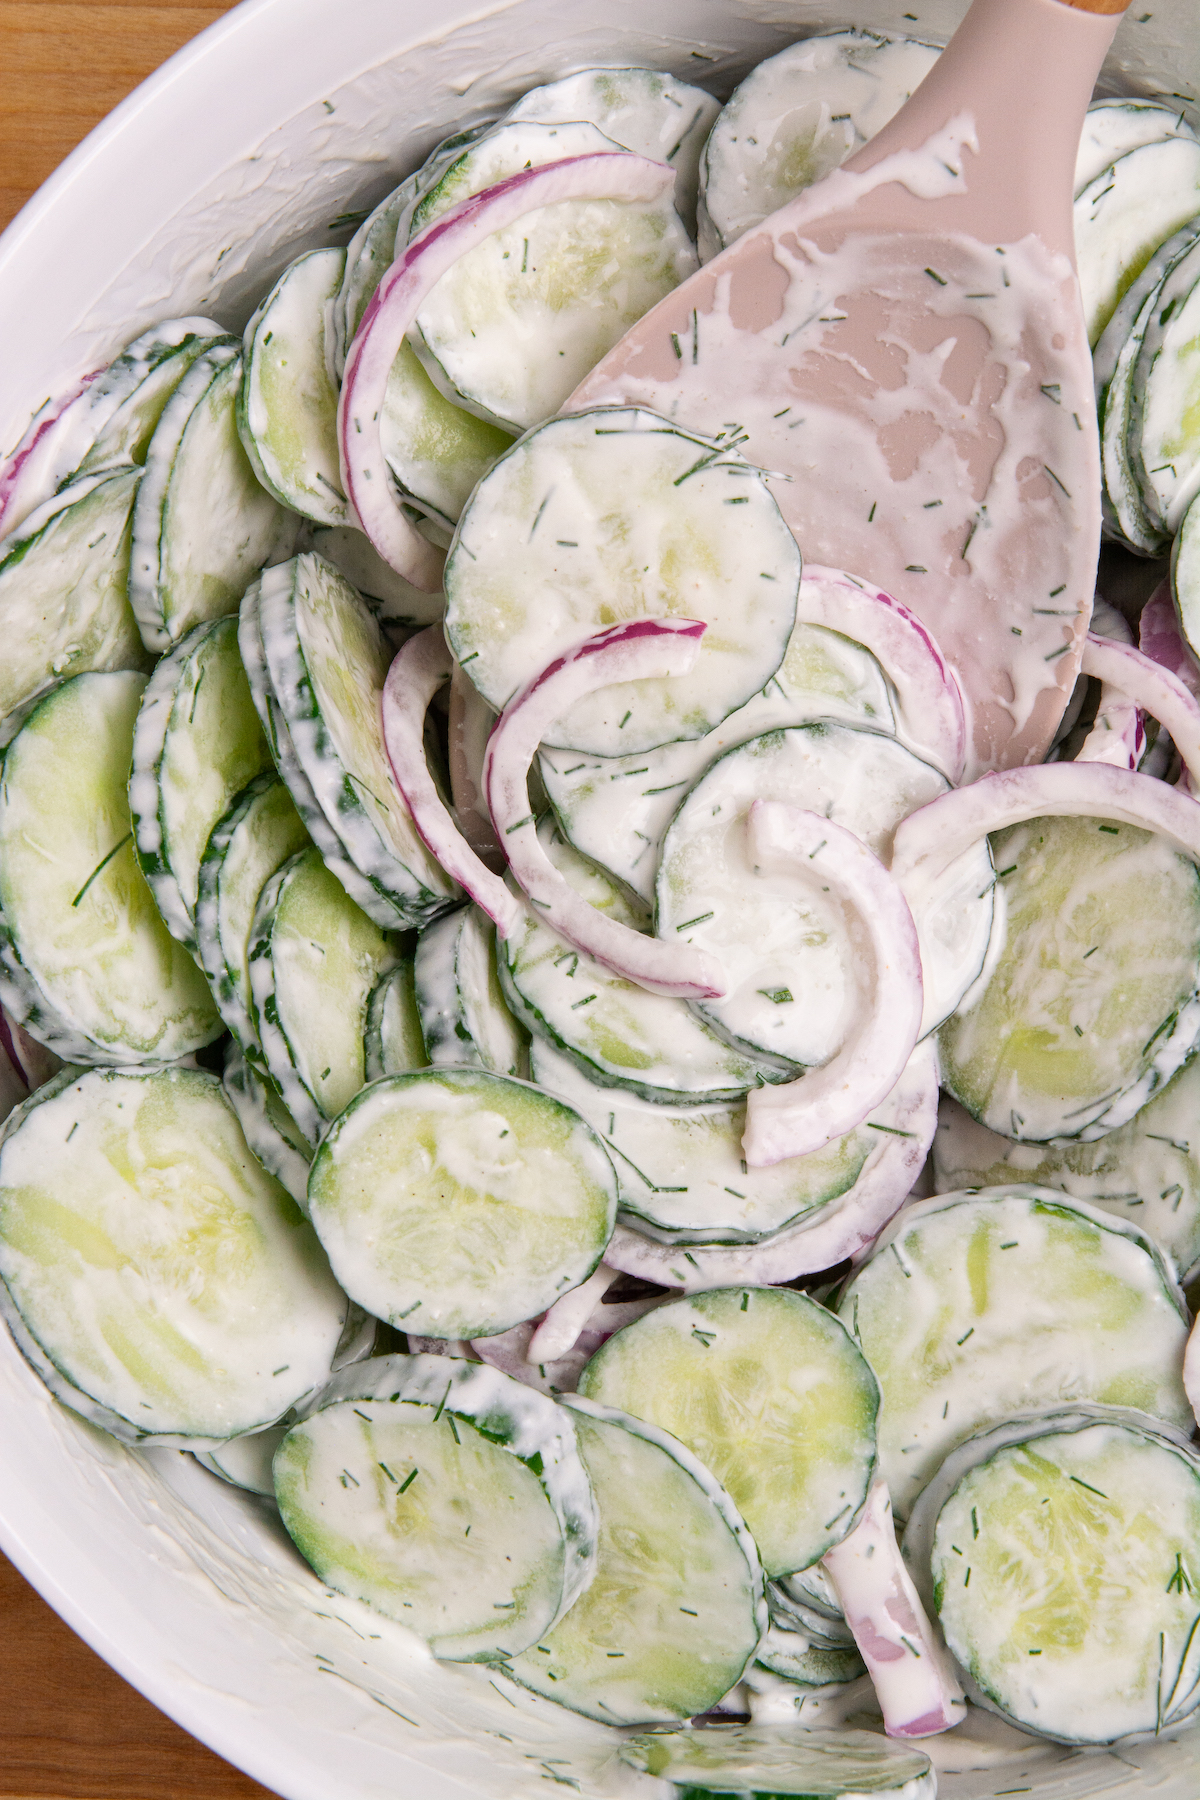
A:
[[540, 618, 894, 903], [380, 338, 514, 533], [414, 902, 527, 1076], [306, 1067, 617, 1338], [837, 1187, 1191, 1519], [296, 521, 446, 630], [620, 1725, 934, 1799], [129, 344, 292, 651], [258, 553, 458, 928], [500, 820, 777, 1103], [0, 672, 220, 1064], [129, 615, 272, 949], [1175, 489, 1200, 661], [654, 725, 970, 1065], [1129, 236, 1200, 535], [939, 813, 1200, 1141], [446, 407, 800, 755], [73, 319, 235, 481], [223, 1043, 314, 1205], [239, 246, 348, 526], [273, 1353, 598, 1660], [408, 122, 697, 432], [1097, 274, 1172, 555], [1074, 135, 1200, 345], [530, 1037, 870, 1244], [0, 469, 151, 734], [0, 1064, 349, 1445], [248, 844, 400, 1142], [332, 176, 418, 377], [698, 30, 940, 259], [507, 1396, 764, 1722], [196, 1425, 288, 1496], [932, 1066, 1200, 1283], [1075, 96, 1198, 196], [363, 959, 427, 1080], [578, 1287, 878, 1577], [754, 1623, 865, 1692]]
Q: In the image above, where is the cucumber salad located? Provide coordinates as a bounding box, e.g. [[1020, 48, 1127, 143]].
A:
[[6, 27, 1200, 1797]]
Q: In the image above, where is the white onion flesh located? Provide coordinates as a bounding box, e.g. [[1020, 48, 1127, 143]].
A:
[[526, 1262, 618, 1364], [1081, 632, 1200, 789]]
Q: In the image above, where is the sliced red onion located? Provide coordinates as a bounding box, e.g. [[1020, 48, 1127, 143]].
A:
[[1140, 579, 1200, 700], [820, 1479, 966, 1739], [798, 566, 966, 784], [380, 627, 515, 933], [526, 1261, 619, 1364], [484, 618, 726, 999], [0, 373, 103, 538], [339, 152, 676, 588], [741, 803, 923, 1169], [603, 1039, 939, 1290], [1077, 606, 1141, 770], [448, 664, 503, 874], [471, 1289, 668, 1396], [1079, 634, 1200, 789]]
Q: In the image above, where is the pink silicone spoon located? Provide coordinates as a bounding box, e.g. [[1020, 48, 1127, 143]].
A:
[[569, 0, 1133, 778]]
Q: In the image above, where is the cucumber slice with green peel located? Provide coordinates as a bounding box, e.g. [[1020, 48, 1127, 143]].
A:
[[503, 67, 720, 232], [195, 771, 311, 1062], [539, 619, 895, 903], [506, 1395, 765, 1722], [932, 1070, 1200, 1283], [72, 320, 236, 481], [258, 553, 458, 929], [332, 177, 418, 378], [273, 1353, 599, 1660], [408, 122, 697, 433], [129, 615, 272, 950], [223, 1044, 314, 1204], [0, 469, 151, 733], [363, 959, 427, 1081], [697, 30, 940, 260], [445, 407, 800, 755], [306, 1067, 618, 1339], [1097, 276, 1172, 555], [578, 1287, 879, 1577], [0, 672, 221, 1064], [196, 1425, 288, 1497], [939, 813, 1200, 1142], [0, 1064, 350, 1446], [530, 1037, 871, 1245], [415, 902, 528, 1077], [1075, 96, 1198, 196], [754, 1624, 865, 1691], [248, 844, 400, 1143], [1129, 238, 1200, 536], [239, 247, 348, 526], [654, 725, 966, 1067], [619, 1724, 934, 1799], [1074, 135, 1200, 347], [836, 1187, 1192, 1520], [767, 1585, 852, 1649], [296, 521, 446, 630], [773, 1561, 846, 1627], [1175, 491, 1200, 662], [500, 820, 780, 1104], [911, 1409, 1200, 1744], [380, 338, 513, 531], [129, 344, 293, 651]]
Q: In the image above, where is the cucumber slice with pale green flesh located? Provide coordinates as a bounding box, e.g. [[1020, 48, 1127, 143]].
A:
[[332, 177, 417, 377], [939, 813, 1200, 1142], [620, 1725, 933, 1799], [381, 338, 513, 532], [409, 122, 697, 433], [655, 725, 972, 1066], [1074, 135, 1200, 346], [503, 67, 720, 232], [72, 320, 235, 481], [836, 1186, 1191, 1520], [932, 1067, 1200, 1283], [0, 672, 220, 1064], [1098, 273, 1172, 555], [0, 1064, 349, 1445], [767, 1584, 852, 1649], [273, 1354, 598, 1660], [1176, 490, 1200, 661], [415, 902, 527, 1077], [540, 620, 895, 904], [248, 845, 400, 1143], [196, 1425, 288, 1496], [500, 820, 780, 1103], [920, 1411, 1200, 1744], [239, 246, 348, 526], [698, 30, 940, 260], [307, 1067, 617, 1338], [754, 1623, 864, 1692], [129, 343, 292, 652], [1129, 237, 1200, 535], [363, 959, 427, 1081], [195, 771, 311, 1062], [773, 1559, 845, 1625], [506, 1397, 764, 1723], [296, 521, 445, 630], [223, 1044, 314, 1205], [1075, 96, 1198, 195], [0, 469, 150, 734], [258, 554, 458, 929], [530, 1037, 871, 1245], [128, 615, 272, 950], [578, 1287, 878, 1577], [445, 407, 800, 755]]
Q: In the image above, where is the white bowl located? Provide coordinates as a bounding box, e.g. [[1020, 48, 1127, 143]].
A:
[[4, 2, 1200, 1795]]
